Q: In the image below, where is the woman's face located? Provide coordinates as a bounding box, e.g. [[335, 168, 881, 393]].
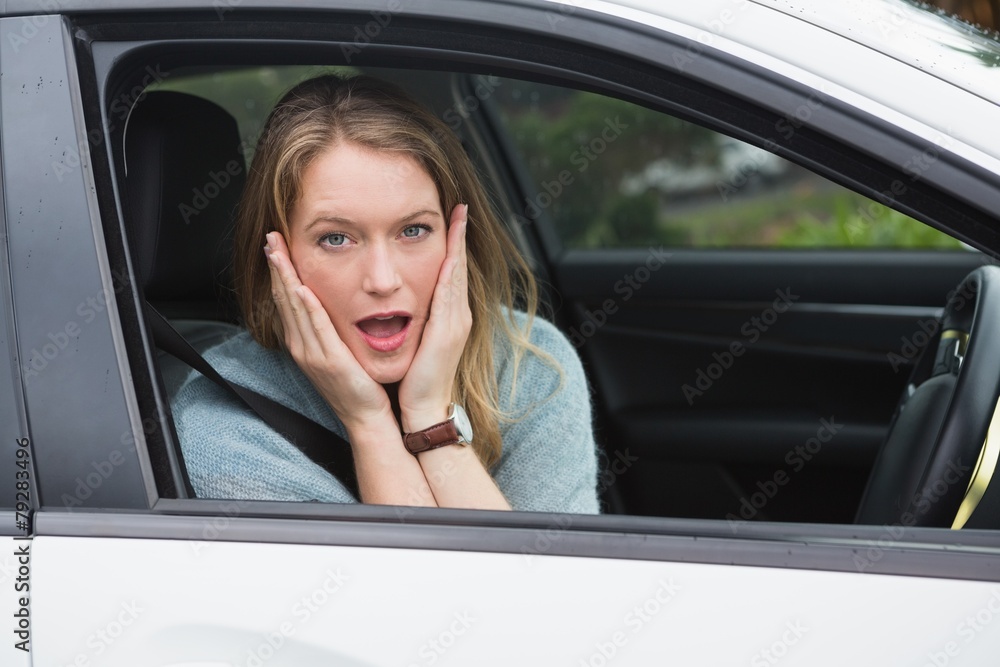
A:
[[286, 141, 447, 384]]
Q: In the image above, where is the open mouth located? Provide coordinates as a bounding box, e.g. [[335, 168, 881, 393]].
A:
[[355, 314, 412, 352], [357, 315, 409, 338]]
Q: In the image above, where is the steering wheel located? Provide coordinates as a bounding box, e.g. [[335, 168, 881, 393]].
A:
[[855, 266, 1000, 528]]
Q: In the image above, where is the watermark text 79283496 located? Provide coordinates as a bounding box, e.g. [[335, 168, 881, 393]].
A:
[[13, 438, 31, 534], [12, 437, 33, 653]]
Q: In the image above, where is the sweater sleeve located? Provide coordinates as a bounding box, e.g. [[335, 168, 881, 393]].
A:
[[491, 313, 601, 514], [171, 335, 358, 503]]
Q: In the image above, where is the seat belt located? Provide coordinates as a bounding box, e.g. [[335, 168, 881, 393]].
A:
[[145, 303, 360, 499]]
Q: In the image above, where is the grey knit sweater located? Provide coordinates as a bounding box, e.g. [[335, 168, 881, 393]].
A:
[[172, 310, 601, 513]]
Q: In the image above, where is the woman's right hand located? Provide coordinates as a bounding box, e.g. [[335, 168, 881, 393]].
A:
[[265, 231, 394, 434]]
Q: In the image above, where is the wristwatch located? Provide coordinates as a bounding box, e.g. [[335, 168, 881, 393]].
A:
[[403, 403, 473, 454]]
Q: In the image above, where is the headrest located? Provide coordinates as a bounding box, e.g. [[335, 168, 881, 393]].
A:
[[124, 91, 245, 305]]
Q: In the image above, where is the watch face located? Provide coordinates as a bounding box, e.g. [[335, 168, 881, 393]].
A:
[[452, 403, 473, 443]]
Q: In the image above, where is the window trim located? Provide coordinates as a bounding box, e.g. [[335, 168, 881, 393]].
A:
[[32, 505, 1000, 583]]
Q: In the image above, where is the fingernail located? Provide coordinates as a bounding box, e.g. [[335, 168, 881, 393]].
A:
[[263, 244, 272, 257], [462, 203, 469, 220], [265, 232, 276, 249]]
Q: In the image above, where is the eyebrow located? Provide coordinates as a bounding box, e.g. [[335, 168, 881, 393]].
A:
[[304, 209, 442, 234]]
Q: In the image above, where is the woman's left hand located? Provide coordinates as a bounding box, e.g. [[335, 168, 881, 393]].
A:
[[398, 203, 472, 431]]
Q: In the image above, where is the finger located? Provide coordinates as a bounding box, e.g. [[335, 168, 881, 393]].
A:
[[267, 232, 322, 353], [433, 253, 467, 328], [266, 233, 304, 350], [443, 205, 468, 293], [449, 207, 469, 310], [266, 233, 303, 322], [445, 203, 467, 264], [452, 210, 471, 334], [459, 203, 468, 261], [270, 232, 346, 358], [294, 283, 348, 359], [457, 210, 468, 288]]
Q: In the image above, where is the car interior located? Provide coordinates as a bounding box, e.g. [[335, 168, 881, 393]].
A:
[[111, 58, 998, 530]]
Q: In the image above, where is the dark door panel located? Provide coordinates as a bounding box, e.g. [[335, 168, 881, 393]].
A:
[[553, 250, 985, 521]]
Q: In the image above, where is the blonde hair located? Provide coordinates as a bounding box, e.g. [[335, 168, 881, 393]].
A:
[[233, 74, 559, 468]]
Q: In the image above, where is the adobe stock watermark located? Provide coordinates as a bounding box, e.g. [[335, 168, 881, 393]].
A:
[[523, 115, 629, 220], [727, 417, 844, 532], [179, 157, 244, 225], [597, 447, 639, 495], [846, 130, 955, 242], [60, 449, 129, 510], [577, 578, 680, 667], [920, 588, 1000, 667], [670, 0, 752, 72], [874, 3, 918, 40], [393, 459, 458, 523], [519, 447, 637, 565], [750, 620, 808, 667], [405, 611, 476, 667], [6, 1, 67, 53], [380, 149, 433, 189], [53, 64, 168, 183], [213, 0, 242, 19], [567, 247, 672, 348], [238, 567, 350, 667], [65, 600, 144, 667], [682, 287, 800, 405], [715, 141, 782, 203], [543, 0, 592, 31], [189, 499, 253, 557], [338, 0, 413, 63], [61, 418, 158, 510], [519, 446, 639, 564], [717, 91, 825, 202], [21, 266, 131, 383], [435, 75, 502, 137], [0, 552, 18, 588], [887, 317, 940, 373], [853, 457, 971, 572], [887, 278, 974, 372], [520, 514, 575, 565]]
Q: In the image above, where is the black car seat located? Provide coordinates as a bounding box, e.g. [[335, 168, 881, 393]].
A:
[[123, 91, 245, 397]]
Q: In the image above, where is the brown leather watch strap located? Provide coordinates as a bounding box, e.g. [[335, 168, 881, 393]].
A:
[[403, 419, 461, 454]]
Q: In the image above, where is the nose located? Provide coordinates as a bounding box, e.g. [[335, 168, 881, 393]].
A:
[[361, 242, 403, 296]]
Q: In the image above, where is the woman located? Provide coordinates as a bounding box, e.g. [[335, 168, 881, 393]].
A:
[[173, 74, 600, 513]]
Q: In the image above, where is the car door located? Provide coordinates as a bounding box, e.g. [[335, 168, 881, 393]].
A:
[[4, 3, 1000, 666]]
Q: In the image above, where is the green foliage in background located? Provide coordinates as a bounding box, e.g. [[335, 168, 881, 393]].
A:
[[658, 187, 963, 250], [776, 197, 963, 249], [497, 81, 965, 251], [499, 85, 717, 249], [149, 65, 357, 161]]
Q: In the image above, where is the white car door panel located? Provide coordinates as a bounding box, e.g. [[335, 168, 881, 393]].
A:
[[1, 534, 32, 667], [29, 527, 1000, 665]]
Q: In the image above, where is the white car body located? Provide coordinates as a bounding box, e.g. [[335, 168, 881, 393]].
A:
[[2, 0, 1000, 665]]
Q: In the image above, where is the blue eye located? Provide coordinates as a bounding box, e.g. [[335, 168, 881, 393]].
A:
[[402, 224, 430, 239], [320, 233, 347, 247]]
